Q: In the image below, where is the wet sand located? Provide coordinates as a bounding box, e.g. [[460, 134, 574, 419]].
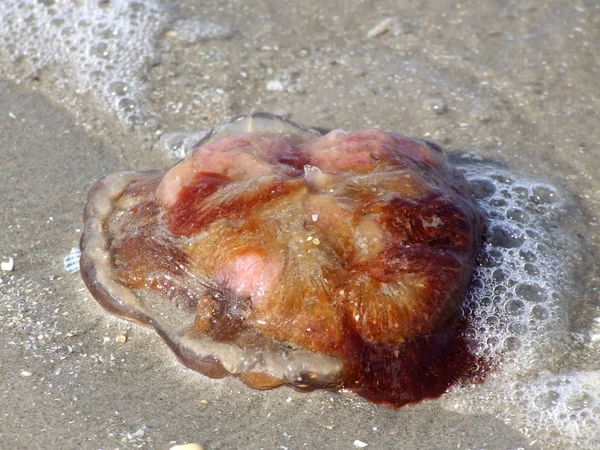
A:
[[1, 0, 599, 448]]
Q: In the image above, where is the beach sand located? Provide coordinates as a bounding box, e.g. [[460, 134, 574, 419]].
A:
[[1, 1, 599, 448]]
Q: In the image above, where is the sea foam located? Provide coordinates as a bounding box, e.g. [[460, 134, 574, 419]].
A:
[[0, 0, 167, 127], [444, 154, 600, 448]]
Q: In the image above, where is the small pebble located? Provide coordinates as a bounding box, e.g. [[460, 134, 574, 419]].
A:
[[115, 334, 127, 343], [20, 371, 32, 377], [1, 257, 14, 271], [266, 80, 284, 91], [170, 444, 205, 450], [353, 440, 368, 448]]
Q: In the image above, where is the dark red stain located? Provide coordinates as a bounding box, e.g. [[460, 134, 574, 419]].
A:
[[343, 316, 485, 407]]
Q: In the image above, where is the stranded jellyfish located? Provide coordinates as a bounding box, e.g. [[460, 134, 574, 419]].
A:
[[80, 113, 487, 406]]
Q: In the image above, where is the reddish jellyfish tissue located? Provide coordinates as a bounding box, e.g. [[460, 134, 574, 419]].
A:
[[80, 113, 487, 406]]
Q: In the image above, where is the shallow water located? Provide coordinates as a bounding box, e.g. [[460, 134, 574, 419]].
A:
[[0, 0, 599, 448]]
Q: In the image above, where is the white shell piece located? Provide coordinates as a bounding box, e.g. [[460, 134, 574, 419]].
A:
[[1, 257, 14, 271], [64, 248, 81, 273]]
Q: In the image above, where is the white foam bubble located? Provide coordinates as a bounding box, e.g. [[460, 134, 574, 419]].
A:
[[442, 155, 600, 448], [160, 129, 212, 160], [0, 0, 167, 127]]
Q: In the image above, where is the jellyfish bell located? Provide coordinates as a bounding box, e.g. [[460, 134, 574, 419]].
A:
[[80, 113, 487, 406]]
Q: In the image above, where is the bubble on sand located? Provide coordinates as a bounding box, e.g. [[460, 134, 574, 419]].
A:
[[442, 156, 600, 449], [160, 129, 213, 159]]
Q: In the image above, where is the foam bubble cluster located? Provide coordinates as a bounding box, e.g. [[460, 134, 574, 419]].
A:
[[444, 154, 600, 448], [0, 0, 167, 127], [463, 162, 572, 367]]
